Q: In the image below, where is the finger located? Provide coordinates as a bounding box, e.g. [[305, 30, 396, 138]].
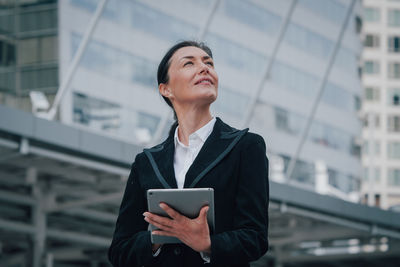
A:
[[159, 203, 182, 220], [144, 212, 174, 227], [152, 230, 178, 238], [144, 215, 173, 230]]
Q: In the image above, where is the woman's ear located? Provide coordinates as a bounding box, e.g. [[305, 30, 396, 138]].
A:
[[159, 83, 172, 98]]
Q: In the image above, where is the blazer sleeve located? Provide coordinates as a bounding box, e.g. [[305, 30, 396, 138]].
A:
[[210, 134, 269, 265], [108, 155, 157, 267]]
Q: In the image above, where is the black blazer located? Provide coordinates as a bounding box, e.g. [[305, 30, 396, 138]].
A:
[[108, 117, 269, 267]]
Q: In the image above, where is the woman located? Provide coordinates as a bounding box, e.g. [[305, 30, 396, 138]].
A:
[[108, 40, 269, 267]]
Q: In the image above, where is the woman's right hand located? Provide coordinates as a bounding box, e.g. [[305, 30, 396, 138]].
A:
[[144, 203, 211, 253]]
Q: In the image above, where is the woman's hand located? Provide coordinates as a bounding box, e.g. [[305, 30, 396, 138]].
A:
[[143, 203, 211, 253]]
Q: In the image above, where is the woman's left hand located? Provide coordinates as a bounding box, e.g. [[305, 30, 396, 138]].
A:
[[143, 203, 211, 253]]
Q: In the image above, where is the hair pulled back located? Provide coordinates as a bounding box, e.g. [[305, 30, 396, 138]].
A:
[[157, 40, 213, 136]]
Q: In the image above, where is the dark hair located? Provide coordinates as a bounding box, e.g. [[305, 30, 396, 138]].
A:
[[157, 40, 213, 136]]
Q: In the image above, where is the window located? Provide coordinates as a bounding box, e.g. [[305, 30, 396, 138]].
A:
[[355, 16, 362, 34], [0, 72, 15, 92], [18, 36, 57, 65], [274, 107, 305, 135], [71, 33, 156, 88], [362, 141, 368, 154], [354, 96, 362, 111], [19, 7, 57, 32], [0, 40, 15, 67], [20, 66, 58, 91], [131, 2, 198, 43], [224, 0, 282, 36], [388, 9, 400, 26], [387, 88, 400, 105], [388, 115, 400, 132], [73, 91, 121, 129], [275, 107, 289, 132], [364, 7, 380, 22], [18, 38, 39, 65], [285, 22, 334, 60], [271, 61, 319, 97], [335, 47, 358, 75], [363, 61, 380, 74], [375, 141, 381, 155], [362, 167, 380, 183], [365, 87, 380, 102], [388, 36, 400, 52], [362, 141, 380, 155], [299, 0, 346, 24], [322, 82, 353, 111], [388, 142, 400, 159], [364, 34, 380, 48], [395, 95, 400, 105], [388, 169, 400, 186], [363, 114, 380, 128], [206, 34, 267, 76], [388, 62, 400, 78]]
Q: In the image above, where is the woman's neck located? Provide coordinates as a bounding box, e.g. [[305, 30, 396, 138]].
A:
[[175, 106, 213, 146]]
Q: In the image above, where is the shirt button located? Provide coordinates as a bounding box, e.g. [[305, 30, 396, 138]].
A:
[[174, 247, 181, 255]]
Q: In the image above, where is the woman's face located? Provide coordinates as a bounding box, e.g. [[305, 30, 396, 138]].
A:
[[159, 46, 218, 108]]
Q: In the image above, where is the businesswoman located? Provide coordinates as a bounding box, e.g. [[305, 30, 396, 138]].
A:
[[108, 40, 269, 267]]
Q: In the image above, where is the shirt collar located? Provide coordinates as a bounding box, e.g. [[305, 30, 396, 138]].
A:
[[174, 117, 216, 148]]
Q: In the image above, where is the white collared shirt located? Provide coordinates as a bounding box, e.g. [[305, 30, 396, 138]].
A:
[[173, 117, 216, 189], [153, 117, 216, 262]]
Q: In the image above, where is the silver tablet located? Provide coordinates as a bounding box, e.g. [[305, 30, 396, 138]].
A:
[[147, 188, 215, 244]]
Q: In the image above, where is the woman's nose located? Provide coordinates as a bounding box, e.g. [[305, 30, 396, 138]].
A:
[[199, 63, 210, 74]]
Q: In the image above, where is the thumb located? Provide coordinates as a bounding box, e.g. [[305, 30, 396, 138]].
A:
[[199, 206, 209, 222]]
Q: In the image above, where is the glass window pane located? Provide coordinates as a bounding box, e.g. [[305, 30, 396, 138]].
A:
[[18, 38, 39, 65], [388, 142, 400, 159], [388, 9, 400, 26], [388, 62, 400, 78], [388, 169, 400, 186], [40, 36, 58, 62], [388, 36, 400, 52], [363, 61, 380, 74], [364, 7, 380, 22]]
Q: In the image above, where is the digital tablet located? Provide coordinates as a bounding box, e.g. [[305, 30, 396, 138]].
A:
[[146, 188, 215, 244]]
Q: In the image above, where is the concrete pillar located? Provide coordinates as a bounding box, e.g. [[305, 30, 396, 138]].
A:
[[32, 181, 46, 267], [315, 160, 328, 194]]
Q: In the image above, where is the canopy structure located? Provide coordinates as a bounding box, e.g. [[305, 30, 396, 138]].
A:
[[0, 104, 399, 267]]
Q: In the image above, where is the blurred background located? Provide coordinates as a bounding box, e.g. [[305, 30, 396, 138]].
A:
[[0, 0, 400, 266]]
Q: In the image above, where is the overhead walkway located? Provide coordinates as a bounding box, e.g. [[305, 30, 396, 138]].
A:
[[0, 104, 399, 267]]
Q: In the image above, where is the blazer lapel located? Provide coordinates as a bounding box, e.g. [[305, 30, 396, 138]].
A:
[[143, 136, 177, 189], [143, 118, 248, 189], [183, 118, 248, 188]]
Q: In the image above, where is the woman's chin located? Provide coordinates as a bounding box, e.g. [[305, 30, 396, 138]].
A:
[[197, 92, 217, 105]]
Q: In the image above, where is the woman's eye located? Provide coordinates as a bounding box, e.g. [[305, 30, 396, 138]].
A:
[[206, 61, 214, 67], [184, 61, 193, 66]]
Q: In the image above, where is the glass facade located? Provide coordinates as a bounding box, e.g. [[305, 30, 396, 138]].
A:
[[0, 0, 58, 111], [55, 0, 363, 194], [1, 0, 361, 196]]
